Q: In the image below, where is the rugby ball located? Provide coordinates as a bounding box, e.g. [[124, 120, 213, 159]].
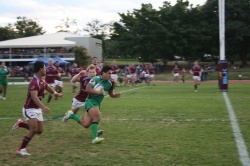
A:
[[94, 83, 104, 92]]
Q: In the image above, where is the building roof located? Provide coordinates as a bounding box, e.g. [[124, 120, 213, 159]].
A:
[[0, 32, 86, 48]]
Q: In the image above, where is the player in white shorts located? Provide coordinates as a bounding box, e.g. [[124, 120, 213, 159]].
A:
[[11, 61, 63, 156], [111, 61, 120, 86], [54, 61, 65, 93], [147, 63, 156, 85]]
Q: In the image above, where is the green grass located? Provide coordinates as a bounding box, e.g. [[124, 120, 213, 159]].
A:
[[0, 82, 250, 165]]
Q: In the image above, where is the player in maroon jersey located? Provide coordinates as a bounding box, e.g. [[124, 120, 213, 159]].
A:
[[45, 59, 59, 104], [147, 63, 155, 85], [54, 61, 66, 93], [181, 68, 187, 83], [124, 65, 130, 86], [11, 61, 63, 155], [69, 62, 81, 93], [172, 65, 179, 83], [140, 64, 149, 84], [111, 61, 120, 86], [70, 64, 96, 114], [129, 64, 137, 86], [91, 57, 102, 75], [190, 61, 203, 92]]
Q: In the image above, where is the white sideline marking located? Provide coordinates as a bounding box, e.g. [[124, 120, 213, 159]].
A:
[[8, 82, 29, 85], [0, 117, 238, 122], [223, 92, 250, 166]]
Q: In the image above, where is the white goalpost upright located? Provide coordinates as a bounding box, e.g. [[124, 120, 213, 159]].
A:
[[218, 0, 228, 92], [219, 0, 225, 60]]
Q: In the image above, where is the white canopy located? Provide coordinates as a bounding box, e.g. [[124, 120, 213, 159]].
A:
[[0, 32, 85, 48]]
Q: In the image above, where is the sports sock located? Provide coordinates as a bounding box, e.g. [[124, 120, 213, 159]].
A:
[[194, 84, 197, 90], [47, 95, 52, 103], [69, 114, 81, 122], [91, 122, 99, 139], [19, 122, 29, 130], [20, 136, 32, 149]]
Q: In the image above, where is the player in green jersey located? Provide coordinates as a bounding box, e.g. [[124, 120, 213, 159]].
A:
[[63, 66, 121, 144], [0, 62, 10, 100]]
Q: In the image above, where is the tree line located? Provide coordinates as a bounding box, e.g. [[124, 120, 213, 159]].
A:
[[1, 0, 250, 65]]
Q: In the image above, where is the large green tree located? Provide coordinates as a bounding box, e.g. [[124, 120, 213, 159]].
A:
[[225, 0, 250, 65], [0, 24, 18, 41], [15, 16, 45, 37], [73, 46, 91, 67], [112, 1, 205, 64], [0, 16, 45, 41], [110, 0, 250, 65]]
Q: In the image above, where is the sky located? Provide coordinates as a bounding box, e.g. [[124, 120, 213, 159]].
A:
[[0, 0, 206, 35]]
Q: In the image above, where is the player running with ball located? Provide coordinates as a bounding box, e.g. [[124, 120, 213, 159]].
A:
[[63, 66, 121, 144]]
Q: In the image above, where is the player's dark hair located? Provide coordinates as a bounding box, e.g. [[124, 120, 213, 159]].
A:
[[101, 66, 111, 74], [34, 61, 44, 73]]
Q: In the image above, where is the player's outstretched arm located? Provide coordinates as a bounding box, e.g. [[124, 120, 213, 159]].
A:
[[71, 70, 85, 83], [45, 85, 63, 100], [108, 90, 121, 98]]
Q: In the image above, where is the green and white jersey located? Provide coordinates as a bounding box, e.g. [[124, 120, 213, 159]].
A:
[[87, 76, 114, 104], [0, 68, 8, 80]]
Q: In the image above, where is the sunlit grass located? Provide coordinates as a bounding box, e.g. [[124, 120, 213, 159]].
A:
[[0, 83, 249, 165]]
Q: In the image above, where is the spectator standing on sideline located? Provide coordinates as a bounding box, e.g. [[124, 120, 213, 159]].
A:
[[202, 66, 208, 81], [11, 61, 63, 155]]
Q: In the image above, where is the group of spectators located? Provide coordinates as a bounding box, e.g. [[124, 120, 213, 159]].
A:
[[0, 48, 73, 54]]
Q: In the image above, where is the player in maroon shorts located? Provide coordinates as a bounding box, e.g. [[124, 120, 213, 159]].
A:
[[69, 62, 81, 93], [11, 61, 63, 156], [54, 61, 66, 93], [45, 59, 59, 104], [190, 61, 203, 92]]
